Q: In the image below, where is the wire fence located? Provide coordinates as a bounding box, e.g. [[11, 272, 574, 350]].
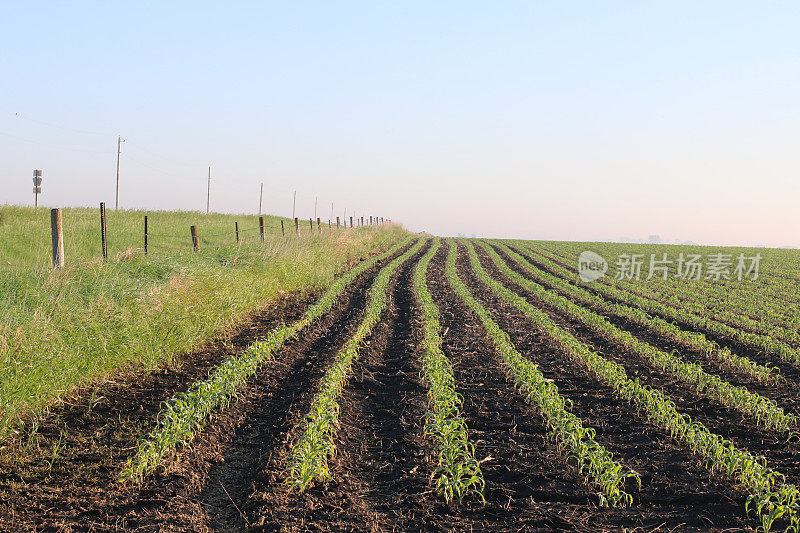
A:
[[0, 210, 388, 271]]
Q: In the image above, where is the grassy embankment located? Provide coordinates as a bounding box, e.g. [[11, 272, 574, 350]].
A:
[[0, 205, 407, 444]]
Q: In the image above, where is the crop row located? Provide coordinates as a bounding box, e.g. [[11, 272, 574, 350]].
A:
[[522, 244, 800, 368], [483, 243, 794, 433], [499, 242, 777, 383], [411, 237, 485, 504], [551, 245, 800, 348], [286, 238, 426, 490], [536, 244, 800, 336], [545, 243, 800, 332], [469, 241, 800, 532], [620, 276, 800, 347], [446, 240, 639, 507], [119, 236, 414, 483]]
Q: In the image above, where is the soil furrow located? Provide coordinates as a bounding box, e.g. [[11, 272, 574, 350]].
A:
[[195, 243, 413, 532], [0, 290, 318, 532], [475, 244, 800, 486], [514, 245, 800, 386], [454, 243, 753, 531], [249, 241, 431, 531], [428, 244, 608, 532], [0, 243, 408, 532], [488, 244, 800, 417]]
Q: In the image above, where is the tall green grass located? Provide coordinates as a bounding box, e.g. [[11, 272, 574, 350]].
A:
[[0, 205, 407, 444]]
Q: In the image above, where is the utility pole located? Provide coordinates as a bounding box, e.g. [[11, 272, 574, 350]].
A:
[[292, 190, 296, 219], [115, 135, 125, 210], [259, 182, 263, 215], [314, 196, 318, 220], [206, 165, 211, 214], [330, 202, 334, 223]]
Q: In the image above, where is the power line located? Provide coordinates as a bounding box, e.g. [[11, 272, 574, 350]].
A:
[[8, 111, 112, 137], [0, 131, 113, 154]]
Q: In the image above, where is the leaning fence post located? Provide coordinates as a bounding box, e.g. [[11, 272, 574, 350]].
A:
[[190, 225, 199, 252], [235, 221, 240, 243], [100, 202, 108, 261], [294, 217, 299, 235], [51, 208, 65, 268], [259, 216, 265, 242], [281, 220, 285, 237], [144, 215, 148, 255]]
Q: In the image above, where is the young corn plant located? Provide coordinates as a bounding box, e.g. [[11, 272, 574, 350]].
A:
[[119, 236, 414, 483], [286, 238, 426, 491], [481, 242, 795, 434], [411, 237, 485, 504], [526, 244, 800, 368], [469, 241, 800, 532], [508, 243, 780, 384], [444, 240, 639, 508], [559, 245, 800, 348]]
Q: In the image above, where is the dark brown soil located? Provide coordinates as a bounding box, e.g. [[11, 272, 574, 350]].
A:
[[0, 243, 409, 532], [514, 244, 800, 387], [512, 243, 800, 409], [492, 243, 800, 419], [452, 242, 754, 531], [246, 240, 432, 531], [474, 243, 800, 486], [2, 237, 789, 532]]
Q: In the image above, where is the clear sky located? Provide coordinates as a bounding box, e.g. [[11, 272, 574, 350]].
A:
[[1, 2, 798, 247]]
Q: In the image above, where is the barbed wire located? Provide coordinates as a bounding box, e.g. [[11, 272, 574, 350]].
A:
[[146, 232, 189, 238], [1, 221, 353, 269], [146, 243, 191, 251]]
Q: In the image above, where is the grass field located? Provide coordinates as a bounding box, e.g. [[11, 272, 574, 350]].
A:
[[0, 205, 407, 443], [2, 231, 800, 531]]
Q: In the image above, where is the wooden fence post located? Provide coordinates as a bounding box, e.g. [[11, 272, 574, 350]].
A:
[[361, 216, 364, 226], [369, 216, 372, 225], [100, 202, 108, 261], [259, 216, 265, 242], [144, 215, 148, 255], [190, 225, 199, 252], [317, 217, 321, 234], [281, 220, 285, 237], [308, 218, 313, 233], [294, 217, 299, 235], [51, 208, 65, 268], [336, 216, 340, 229], [349, 216, 353, 228], [235, 221, 239, 243]]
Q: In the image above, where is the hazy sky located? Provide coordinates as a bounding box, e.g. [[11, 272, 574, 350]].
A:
[[1, 2, 798, 246]]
